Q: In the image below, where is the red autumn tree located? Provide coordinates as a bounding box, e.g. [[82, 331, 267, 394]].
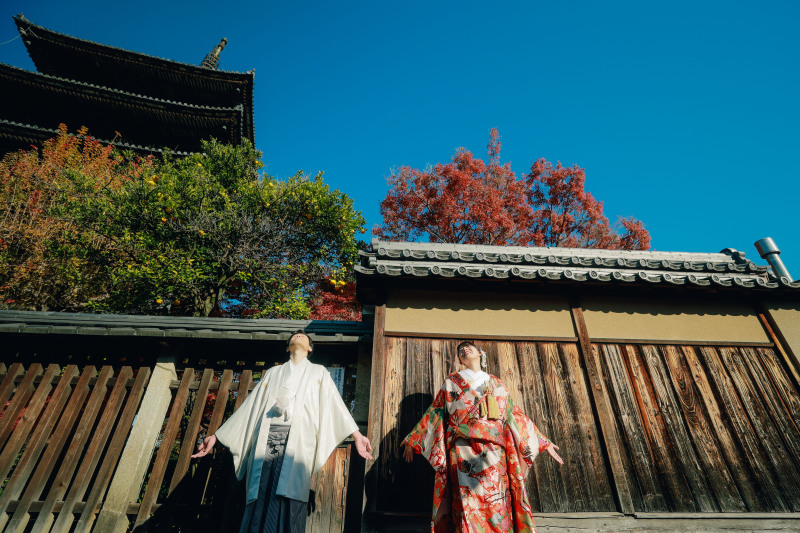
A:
[[375, 129, 650, 250], [309, 275, 361, 321]]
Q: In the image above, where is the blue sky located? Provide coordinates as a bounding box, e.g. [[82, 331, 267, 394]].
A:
[[3, 1, 799, 273]]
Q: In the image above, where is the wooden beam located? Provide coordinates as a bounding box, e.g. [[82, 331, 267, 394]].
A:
[[383, 331, 578, 343], [570, 298, 636, 515], [757, 307, 800, 391], [362, 304, 387, 533]]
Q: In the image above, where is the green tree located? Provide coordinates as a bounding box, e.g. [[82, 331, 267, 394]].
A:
[[1, 130, 365, 318]]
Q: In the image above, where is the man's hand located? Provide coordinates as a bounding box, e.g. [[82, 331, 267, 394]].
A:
[[353, 431, 373, 460], [401, 441, 415, 463], [546, 442, 563, 465], [192, 434, 217, 459]]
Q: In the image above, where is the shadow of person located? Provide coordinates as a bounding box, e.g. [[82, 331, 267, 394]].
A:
[[133, 447, 245, 533], [363, 392, 435, 531]]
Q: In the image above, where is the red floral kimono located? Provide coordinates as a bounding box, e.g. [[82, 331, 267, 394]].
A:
[[404, 372, 552, 533]]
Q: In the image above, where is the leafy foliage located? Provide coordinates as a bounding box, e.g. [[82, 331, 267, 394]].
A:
[[375, 129, 650, 250], [0, 127, 365, 318]]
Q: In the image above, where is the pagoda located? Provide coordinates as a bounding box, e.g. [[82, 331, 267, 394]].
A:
[[0, 14, 255, 156]]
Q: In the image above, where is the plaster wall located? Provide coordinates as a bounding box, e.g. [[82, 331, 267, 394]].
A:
[[581, 297, 769, 343], [764, 300, 800, 356], [385, 289, 576, 338]]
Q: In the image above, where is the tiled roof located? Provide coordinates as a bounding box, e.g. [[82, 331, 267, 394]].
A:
[[356, 239, 800, 291], [0, 120, 195, 157], [1, 63, 244, 152], [0, 310, 370, 342], [13, 14, 255, 146]]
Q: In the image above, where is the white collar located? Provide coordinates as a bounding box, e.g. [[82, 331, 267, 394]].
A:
[[459, 368, 490, 385]]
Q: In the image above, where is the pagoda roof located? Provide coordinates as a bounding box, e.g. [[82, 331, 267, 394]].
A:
[[0, 119, 193, 157], [14, 14, 254, 144], [1, 63, 245, 153]]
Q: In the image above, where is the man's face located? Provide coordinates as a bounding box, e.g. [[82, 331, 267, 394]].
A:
[[287, 333, 312, 353]]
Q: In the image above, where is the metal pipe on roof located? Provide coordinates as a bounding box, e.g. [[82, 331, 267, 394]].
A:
[[755, 237, 793, 281]]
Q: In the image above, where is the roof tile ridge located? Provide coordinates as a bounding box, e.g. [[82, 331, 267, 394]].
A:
[[14, 14, 253, 77]]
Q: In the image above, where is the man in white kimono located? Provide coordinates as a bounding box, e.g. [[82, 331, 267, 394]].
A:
[[192, 330, 372, 533]]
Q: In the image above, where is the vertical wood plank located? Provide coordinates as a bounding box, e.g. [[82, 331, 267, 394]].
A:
[[559, 343, 616, 511], [718, 347, 800, 510], [51, 366, 134, 532], [134, 368, 195, 529], [27, 365, 115, 533], [740, 347, 800, 463], [0, 365, 94, 532], [0, 363, 43, 447], [651, 345, 745, 512], [516, 342, 547, 513], [75, 366, 150, 533], [626, 345, 719, 512], [755, 348, 800, 439], [570, 304, 636, 515], [378, 336, 406, 510], [364, 303, 386, 527], [539, 342, 590, 512], [601, 344, 666, 511], [696, 346, 788, 511]]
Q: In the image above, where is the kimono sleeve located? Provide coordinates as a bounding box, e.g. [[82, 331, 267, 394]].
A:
[[313, 369, 359, 476], [215, 371, 271, 481], [403, 386, 448, 474], [504, 392, 552, 469]]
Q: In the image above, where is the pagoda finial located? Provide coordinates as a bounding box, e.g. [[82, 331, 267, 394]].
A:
[[200, 38, 228, 70]]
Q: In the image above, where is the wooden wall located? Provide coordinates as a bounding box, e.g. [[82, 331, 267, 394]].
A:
[[370, 337, 800, 518]]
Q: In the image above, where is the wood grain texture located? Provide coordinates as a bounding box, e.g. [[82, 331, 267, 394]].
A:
[[76, 366, 149, 533], [653, 345, 745, 512]]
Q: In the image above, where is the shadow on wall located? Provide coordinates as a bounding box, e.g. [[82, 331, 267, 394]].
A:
[[364, 392, 435, 527]]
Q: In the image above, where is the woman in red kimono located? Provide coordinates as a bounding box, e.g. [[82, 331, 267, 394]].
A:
[[402, 341, 563, 533]]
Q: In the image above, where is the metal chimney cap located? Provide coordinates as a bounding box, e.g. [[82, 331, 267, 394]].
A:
[[755, 237, 780, 258]]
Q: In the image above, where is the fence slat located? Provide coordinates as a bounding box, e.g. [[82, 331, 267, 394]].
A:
[[0, 364, 43, 448], [0, 365, 59, 481], [0, 363, 24, 417], [0, 365, 77, 524], [1, 365, 95, 533], [50, 366, 134, 532], [134, 368, 194, 529], [169, 368, 214, 496], [75, 366, 150, 533], [208, 370, 233, 436], [234, 370, 252, 410], [29, 366, 114, 532]]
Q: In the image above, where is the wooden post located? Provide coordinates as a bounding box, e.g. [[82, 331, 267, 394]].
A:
[[756, 306, 800, 391], [362, 303, 386, 533], [93, 355, 178, 533], [570, 298, 636, 515]]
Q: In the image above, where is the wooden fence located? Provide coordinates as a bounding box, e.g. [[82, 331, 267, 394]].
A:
[[0, 362, 358, 532], [372, 337, 800, 517]]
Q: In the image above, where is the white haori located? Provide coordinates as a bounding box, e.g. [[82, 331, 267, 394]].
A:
[[458, 368, 490, 395], [215, 360, 358, 504]]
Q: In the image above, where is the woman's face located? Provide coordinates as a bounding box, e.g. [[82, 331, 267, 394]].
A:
[[458, 344, 480, 366]]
